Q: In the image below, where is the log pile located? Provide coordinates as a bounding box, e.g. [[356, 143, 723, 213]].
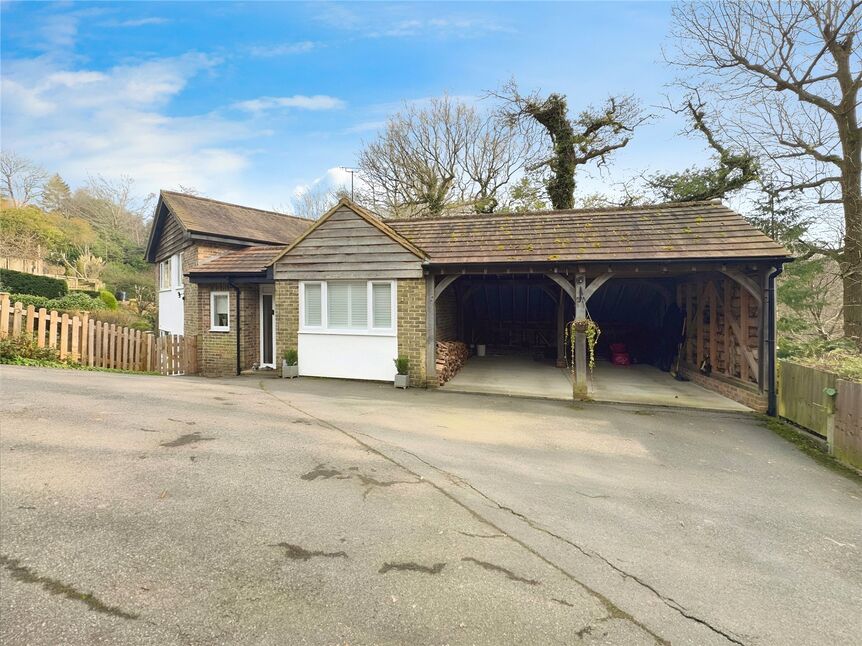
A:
[[436, 340, 469, 385]]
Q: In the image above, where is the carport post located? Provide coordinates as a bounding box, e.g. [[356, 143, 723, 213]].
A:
[[573, 274, 588, 399], [425, 273, 436, 386]]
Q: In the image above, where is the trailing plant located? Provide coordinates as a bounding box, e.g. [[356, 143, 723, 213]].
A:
[[393, 355, 409, 375], [283, 348, 298, 366], [565, 318, 601, 373]]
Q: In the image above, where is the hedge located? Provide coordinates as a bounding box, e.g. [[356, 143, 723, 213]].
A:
[[0, 269, 68, 298]]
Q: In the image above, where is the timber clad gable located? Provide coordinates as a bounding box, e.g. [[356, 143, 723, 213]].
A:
[[153, 210, 191, 262], [274, 205, 424, 280]]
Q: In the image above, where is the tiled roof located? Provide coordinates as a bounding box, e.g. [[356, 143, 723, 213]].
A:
[[388, 200, 790, 264], [188, 245, 286, 275], [161, 191, 311, 244]]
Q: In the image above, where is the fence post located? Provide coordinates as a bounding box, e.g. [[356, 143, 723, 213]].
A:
[[48, 311, 60, 349], [87, 318, 95, 367], [0, 293, 10, 338], [59, 313, 69, 360], [25, 305, 36, 334], [12, 301, 23, 337], [108, 323, 116, 369], [37, 308, 47, 348], [80, 313, 89, 363], [70, 315, 80, 362], [145, 332, 153, 372]]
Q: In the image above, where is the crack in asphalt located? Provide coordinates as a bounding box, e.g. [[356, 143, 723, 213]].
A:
[[258, 383, 679, 645], [397, 447, 748, 646]]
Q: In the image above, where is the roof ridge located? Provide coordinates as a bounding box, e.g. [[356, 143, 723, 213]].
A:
[[385, 199, 726, 223], [160, 190, 312, 223]]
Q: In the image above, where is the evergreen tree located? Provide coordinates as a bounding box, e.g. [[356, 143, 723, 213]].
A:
[[41, 174, 71, 213]]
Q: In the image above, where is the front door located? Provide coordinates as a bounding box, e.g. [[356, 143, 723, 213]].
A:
[[260, 288, 275, 367]]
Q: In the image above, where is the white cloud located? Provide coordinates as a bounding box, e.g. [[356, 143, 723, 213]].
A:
[[248, 41, 317, 58], [109, 17, 171, 28], [314, 5, 514, 39], [292, 167, 354, 199], [1, 53, 257, 198], [232, 95, 346, 113]]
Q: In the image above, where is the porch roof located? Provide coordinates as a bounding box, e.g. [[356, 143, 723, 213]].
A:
[[387, 200, 790, 265], [188, 245, 286, 276]]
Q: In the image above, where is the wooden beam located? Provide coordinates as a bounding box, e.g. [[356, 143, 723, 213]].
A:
[[723, 278, 732, 376], [545, 272, 577, 302], [425, 274, 436, 386], [729, 316, 759, 381], [739, 287, 750, 382], [583, 273, 613, 301], [434, 275, 460, 301], [573, 274, 588, 398], [720, 269, 762, 304]]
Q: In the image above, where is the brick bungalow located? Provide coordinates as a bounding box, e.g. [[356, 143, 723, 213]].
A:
[[145, 192, 791, 412]]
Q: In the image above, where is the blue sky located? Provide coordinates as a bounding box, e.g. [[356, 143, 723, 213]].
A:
[[1, 1, 715, 211]]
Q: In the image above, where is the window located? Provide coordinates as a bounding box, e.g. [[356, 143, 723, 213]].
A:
[[371, 282, 392, 328], [173, 252, 183, 288], [159, 258, 171, 290], [303, 283, 322, 327], [300, 280, 395, 333], [210, 291, 230, 331]]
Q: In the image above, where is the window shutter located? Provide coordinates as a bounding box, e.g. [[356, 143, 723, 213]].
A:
[[349, 282, 367, 328], [372, 283, 392, 328], [328, 283, 349, 328], [304, 283, 322, 326]]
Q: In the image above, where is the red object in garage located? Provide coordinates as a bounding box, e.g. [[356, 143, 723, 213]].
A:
[[610, 342, 630, 366]]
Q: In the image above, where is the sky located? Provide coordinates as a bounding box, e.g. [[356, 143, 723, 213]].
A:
[[0, 1, 716, 213]]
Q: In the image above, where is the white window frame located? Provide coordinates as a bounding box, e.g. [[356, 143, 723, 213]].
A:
[[159, 258, 172, 291], [210, 291, 230, 332], [172, 252, 183, 288], [299, 280, 397, 336]]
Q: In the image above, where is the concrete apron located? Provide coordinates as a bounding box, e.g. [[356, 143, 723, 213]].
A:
[[442, 355, 751, 413]]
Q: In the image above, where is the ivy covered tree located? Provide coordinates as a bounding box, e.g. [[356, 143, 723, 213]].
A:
[[646, 96, 759, 202], [494, 80, 647, 209]]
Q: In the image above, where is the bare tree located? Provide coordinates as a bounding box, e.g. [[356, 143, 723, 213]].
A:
[[0, 151, 48, 207], [358, 95, 535, 217], [493, 80, 648, 209], [668, 0, 862, 345], [289, 183, 344, 219]]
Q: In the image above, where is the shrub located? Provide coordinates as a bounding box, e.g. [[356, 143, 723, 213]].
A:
[[283, 348, 298, 366], [0, 335, 60, 362], [8, 292, 105, 313], [393, 355, 409, 375], [99, 289, 118, 310], [89, 308, 152, 330], [0, 269, 68, 298]]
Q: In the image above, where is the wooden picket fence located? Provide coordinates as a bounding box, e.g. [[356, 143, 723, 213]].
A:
[[0, 292, 197, 376]]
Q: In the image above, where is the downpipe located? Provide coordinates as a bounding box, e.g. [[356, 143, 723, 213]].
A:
[[766, 265, 784, 417]]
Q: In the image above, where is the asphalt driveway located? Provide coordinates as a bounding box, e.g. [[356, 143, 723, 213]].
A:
[[1, 366, 859, 645]]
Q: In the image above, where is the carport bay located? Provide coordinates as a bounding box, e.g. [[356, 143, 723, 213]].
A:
[[389, 200, 792, 412], [423, 266, 771, 412]]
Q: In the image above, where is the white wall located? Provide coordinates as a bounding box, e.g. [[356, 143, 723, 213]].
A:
[[158, 288, 184, 335], [298, 332, 397, 381]]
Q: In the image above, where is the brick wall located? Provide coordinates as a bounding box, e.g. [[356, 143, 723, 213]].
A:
[[274, 280, 298, 375], [436, 285, 458, 341], [196, 282, 261, 377], [397, 278, 427, 386], [680, 364, 768, 412]]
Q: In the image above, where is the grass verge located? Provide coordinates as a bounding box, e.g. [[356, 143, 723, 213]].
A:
[[0, 357, 160, 375], [758, 415, 861, 483]]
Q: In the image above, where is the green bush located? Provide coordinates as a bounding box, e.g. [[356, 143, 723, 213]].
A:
[[283, 348, 298, 365], [393, 355, 409, 375], [9, 292, 106, 313], [99, 289, 118, 310], [0, 269, 68, 298], [0, 335, 60, 362]]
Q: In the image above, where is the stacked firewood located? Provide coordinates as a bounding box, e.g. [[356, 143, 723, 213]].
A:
[[436, 341, 469, 385]]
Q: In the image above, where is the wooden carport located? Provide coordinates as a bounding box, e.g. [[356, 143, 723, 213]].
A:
[[389, 199, 792, 413]]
